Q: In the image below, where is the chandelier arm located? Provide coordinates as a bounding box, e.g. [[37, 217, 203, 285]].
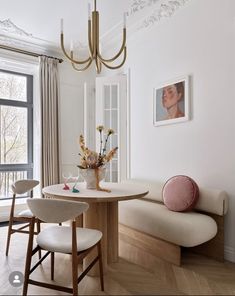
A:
[[100, 47, 127, 70], [88, 20, 94, 57], [71, 57, 93, 72], [95, 57, 102, 74], [61, 34, 91, 65], [97, 28, 126, 63]]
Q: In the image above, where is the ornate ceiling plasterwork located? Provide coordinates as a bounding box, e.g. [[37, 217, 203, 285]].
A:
[[0, 18, 60, 56], [128, 0, 191, 30], [0, 19, 34, 37], [129, 0, 160, 15]]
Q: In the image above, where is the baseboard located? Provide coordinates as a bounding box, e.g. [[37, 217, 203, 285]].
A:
[[225, 246, 235, 262]]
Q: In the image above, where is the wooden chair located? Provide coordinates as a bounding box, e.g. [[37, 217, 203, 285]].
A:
[[23, 198, 104, 296], [5, 179, 40, 256]]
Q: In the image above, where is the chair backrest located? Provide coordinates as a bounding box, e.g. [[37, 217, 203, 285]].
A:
[[27, 198, 89, 223], [12, 179, 39, 195]]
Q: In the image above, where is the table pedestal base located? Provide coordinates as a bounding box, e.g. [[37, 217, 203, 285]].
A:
[[83, 201, 118, 276]]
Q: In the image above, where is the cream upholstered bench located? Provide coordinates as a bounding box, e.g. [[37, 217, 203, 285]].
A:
[[119, 179, 228, 266]]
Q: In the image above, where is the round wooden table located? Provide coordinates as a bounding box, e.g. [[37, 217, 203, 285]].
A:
[[42, 182, 148, 275]]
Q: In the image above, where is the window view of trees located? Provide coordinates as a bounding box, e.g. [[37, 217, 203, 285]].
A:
[[0, 71, 32, 199], [0, 72, 26, 101], [0, 106, 27, 164]]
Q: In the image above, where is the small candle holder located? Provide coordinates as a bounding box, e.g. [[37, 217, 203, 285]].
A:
[[72, 177, 80, 193], [62, 173, 72, 190]]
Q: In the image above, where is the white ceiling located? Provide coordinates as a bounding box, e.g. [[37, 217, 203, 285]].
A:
[[0, 0, 190, 54], [0, 0, 131, 48]]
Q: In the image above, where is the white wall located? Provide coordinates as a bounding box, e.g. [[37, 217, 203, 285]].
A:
[[58, 61, 96, 179], [125, 0, 235, 261]]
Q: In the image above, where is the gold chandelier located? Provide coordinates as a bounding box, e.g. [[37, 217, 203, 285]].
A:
[[60, 0, 127, 74]]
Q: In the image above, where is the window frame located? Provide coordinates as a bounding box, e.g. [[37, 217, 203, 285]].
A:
[[0, 69, 34, 200]]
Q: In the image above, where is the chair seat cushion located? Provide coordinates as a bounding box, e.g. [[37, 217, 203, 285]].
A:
[[119, 199, 217, 247], [37, 226, 102, 253], [16, 209, 33, 218]]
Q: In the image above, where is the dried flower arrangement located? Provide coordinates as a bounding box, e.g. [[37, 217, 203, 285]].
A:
[[78, 126, 118, 169], [78, 126, 118, 192]]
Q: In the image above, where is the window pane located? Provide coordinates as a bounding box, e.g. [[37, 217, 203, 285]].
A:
[[111, 160, 118, 182], [111, 134, 118, 149], [0, 72, 27, 101], [104, 110, 110, 128], [111, 85, 118, 109], [0, 170, 28, 199], [104, 85, 110, 109], [105, 162, 111, 182], [111, 110, 118, 131], [0, 106, 28, 164]]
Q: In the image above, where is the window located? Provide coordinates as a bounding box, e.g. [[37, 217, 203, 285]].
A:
[[0, 69, 33, 199]]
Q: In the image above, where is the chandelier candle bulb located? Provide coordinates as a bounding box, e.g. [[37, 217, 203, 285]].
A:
[[88, 3, 91, 20], [60, 18, 64, 34], [124, 13, 127, 28], [70, 41, 74, 52]]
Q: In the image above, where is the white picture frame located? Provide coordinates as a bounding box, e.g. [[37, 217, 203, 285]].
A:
[[153, 76, 190, 127]]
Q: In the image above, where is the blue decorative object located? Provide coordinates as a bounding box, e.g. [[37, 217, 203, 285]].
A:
[[72, 186, 80, 193], [72, 177, 80, 193]]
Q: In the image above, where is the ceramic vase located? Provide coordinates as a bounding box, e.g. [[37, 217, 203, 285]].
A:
[[80, 167, 106, 189]]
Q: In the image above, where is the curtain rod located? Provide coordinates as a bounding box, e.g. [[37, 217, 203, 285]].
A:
[[0, 44, 63, 63]]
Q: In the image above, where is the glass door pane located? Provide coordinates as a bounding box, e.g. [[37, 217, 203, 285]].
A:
[[96, 75, 127, 183], [102, 83, 119, 182]]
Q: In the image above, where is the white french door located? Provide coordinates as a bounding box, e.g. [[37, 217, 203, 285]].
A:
[[96, 75, 127, 182]]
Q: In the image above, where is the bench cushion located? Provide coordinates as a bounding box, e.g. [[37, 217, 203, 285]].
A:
[[119, 199, 217, 247]]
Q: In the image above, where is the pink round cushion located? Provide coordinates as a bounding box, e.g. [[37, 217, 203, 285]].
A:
[[162, 175, 199, 212]]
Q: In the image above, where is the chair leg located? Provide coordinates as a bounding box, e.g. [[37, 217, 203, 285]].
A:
[[97, 241, 104, 291], [36, 221, 42, 259], [5, 216, 13, 256], [72, 253, 78, 296], [51, 252, 54, 280], [23, 218, 35, 296], [72, 221, 78, 296]]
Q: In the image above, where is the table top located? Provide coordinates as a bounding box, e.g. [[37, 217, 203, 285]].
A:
[[42, 182, 149, 203]]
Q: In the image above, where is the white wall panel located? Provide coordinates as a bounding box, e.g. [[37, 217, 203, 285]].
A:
[[124, 0, 235, 261]]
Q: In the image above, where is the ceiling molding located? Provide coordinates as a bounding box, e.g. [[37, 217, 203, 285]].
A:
[[0, 19, 63, 58], [0, 19, 34, 38], [129, 0, 160, 15], [100, 0, 191, 52], [133, 0, 191, 29]]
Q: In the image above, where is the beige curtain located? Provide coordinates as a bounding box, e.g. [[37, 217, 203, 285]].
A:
[[39, 56, 60, 188]]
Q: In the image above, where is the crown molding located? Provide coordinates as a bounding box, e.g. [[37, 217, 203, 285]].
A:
[[0, 19, 34, 37], [134, 0, 191, 30], [129, 0, 160, 15], [0, 18, 63, 58]]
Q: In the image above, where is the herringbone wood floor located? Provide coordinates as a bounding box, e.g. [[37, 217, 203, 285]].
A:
[[1, 224, 235, 295]]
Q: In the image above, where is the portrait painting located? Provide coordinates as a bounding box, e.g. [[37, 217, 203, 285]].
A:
[[153, 76, 189, 126]]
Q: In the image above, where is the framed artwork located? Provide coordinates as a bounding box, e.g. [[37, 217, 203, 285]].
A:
[[153, 76, 189, 126]]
